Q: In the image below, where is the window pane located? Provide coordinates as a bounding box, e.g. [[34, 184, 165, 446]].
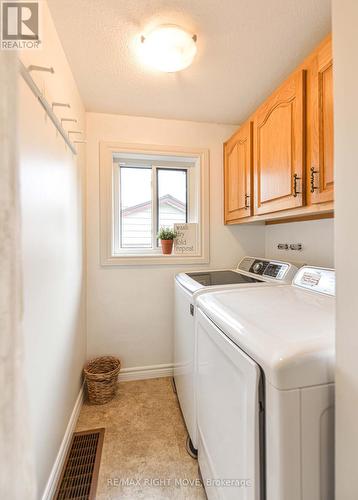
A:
[[120, 167, 152, 248], [157, 169, 187, 232]]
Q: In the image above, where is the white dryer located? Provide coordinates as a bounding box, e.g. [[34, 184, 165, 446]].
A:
[[173, 256, 299, 454], [196, 266, 335, 500]]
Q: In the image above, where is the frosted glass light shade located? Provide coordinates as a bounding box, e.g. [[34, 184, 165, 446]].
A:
[[140, 25, 197, 72]]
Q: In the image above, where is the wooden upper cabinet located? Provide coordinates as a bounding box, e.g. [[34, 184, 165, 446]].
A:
[[253, 70, 306, 215], [307, 38, 334, 205], [224, 121, 252, 222], [223, 35, 334, 224]]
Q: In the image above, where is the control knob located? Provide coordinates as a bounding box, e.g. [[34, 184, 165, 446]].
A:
[[253, 261, 264, 274]]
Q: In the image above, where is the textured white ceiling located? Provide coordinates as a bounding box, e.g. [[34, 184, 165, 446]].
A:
[[47, 0, 331, 124]]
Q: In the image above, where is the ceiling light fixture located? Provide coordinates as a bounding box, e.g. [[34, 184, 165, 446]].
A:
[[139, 25, 197, 73]]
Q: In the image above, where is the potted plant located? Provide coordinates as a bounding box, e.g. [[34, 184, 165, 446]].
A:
[[157, 227, 177, 255]]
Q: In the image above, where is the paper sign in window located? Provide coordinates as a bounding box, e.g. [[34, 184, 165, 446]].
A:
[[174, 223, 198, 255]]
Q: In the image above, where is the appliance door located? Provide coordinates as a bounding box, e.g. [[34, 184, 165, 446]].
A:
[[197, 308, 262, 500], [174, 280, 197, 448]]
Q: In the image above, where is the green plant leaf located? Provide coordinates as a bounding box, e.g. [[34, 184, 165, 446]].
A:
[[157, 226, 178, 240]]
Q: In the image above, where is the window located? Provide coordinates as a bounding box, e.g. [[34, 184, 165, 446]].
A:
[[100, 143, 209, 265], [157, 168, 188, 234], [118, 166, 188, 250], [119, 166, 153, 249]]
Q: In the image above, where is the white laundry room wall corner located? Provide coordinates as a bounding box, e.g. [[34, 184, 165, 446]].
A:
[[85, 112, 266, 376]]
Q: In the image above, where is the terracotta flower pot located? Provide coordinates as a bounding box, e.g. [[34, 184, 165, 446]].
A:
[[161, 239, 174, 255]]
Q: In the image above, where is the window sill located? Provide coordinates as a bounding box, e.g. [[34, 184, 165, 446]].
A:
[[101, 253, 209, 266]]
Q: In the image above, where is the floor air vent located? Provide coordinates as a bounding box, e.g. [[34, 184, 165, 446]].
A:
[[55, 428, 105, 500]]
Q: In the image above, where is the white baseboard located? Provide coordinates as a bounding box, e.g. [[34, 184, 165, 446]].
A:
[[42, 385, 84, 500], [117, 363, 174, 382]]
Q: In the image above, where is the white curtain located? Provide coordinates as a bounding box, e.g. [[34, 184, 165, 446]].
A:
[[0, 52, 36, 499]]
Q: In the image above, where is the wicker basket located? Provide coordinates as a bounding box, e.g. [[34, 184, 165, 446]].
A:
[[83, 356, 121, 404]]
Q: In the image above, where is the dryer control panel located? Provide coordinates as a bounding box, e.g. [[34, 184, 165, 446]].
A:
[[293, 266, 335, 296]]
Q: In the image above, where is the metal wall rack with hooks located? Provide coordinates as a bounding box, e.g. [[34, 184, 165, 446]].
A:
[[19, 60, 86, 155]]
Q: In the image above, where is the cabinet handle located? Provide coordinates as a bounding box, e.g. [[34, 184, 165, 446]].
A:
[[245, 194, 250, 209], [310, 167, 319, 193], [293, 174, 301, 198]]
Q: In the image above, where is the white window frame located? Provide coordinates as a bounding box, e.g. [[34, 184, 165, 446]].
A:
[[99, 142, 210, 266], [113, 160, 192, 254]]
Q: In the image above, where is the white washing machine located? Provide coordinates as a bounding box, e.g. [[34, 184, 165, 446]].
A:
[[173, 256, 299, 454], [196, 266, 335, 500]]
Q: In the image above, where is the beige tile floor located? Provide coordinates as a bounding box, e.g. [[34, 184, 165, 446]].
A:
[[76, 377, 206, 499]]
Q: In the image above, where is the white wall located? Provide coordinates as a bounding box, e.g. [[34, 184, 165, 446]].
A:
[[265, 218, 334, 267], [332, 2, 358, 499], [19, 2, 86, 496], [86, 113, 265, 368]]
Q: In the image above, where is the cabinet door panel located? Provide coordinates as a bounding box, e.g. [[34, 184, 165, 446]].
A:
[[254, 70, 305, 215], [259, 104, 293, 203], [321, 64, 334, 190], [307, 39, 334, 205], [224, 121, 252, 222], [314, 40, 334, 204], [227, 145, 244, 211]]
